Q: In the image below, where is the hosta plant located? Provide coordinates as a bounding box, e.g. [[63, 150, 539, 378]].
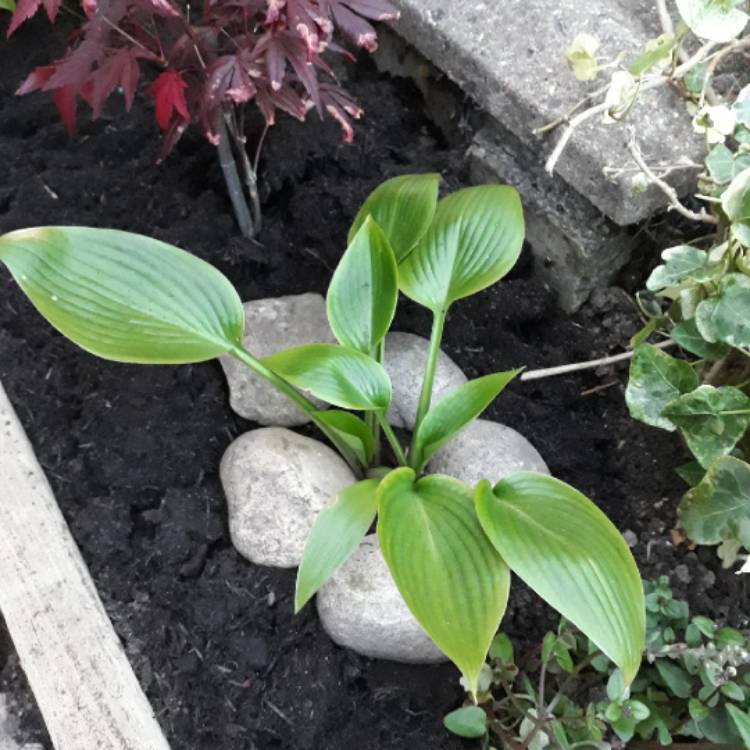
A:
[[6, 0, 398, 238], [444, 578, 750, 749], [0, 174, 645, 696]]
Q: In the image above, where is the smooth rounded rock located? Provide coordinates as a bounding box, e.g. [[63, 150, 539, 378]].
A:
[[427, 419, 549, 487], [221, 428, 356, 568], [317, 535, 447, 663], [384, 331, 467, 430], [219, 293, 336, 426]]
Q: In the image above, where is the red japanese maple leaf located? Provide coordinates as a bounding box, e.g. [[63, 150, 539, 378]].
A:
[[7, 0, 62, 37], [147, 69, 190, 131]]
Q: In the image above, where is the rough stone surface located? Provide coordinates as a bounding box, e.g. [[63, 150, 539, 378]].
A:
[[317, 535, 447, 663], [468, 127, 635, 312], [427, 419, 549, 487], [219, 293, 335, 427], [392, 0, 703, 226], [220, 428, 356, 568], [384, 331, 467, 430]]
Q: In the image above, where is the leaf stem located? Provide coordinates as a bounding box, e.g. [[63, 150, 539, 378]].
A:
[[412, 311, 446, 435], [377, 412, 407, 466], [230, 345, 361, 474]]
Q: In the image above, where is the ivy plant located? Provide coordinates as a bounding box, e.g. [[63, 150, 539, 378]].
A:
[[445, 578, 750, 749], [0, 174, 645, 696]]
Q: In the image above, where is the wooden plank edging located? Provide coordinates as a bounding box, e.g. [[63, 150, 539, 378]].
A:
[[0, 382, 171, 750]]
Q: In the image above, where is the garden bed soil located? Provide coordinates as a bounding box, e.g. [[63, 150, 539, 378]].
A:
[[0, 19, 747, 750]]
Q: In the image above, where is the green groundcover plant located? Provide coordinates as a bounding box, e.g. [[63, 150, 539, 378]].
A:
[[444, 578, 750, 749], [0, 174, 645, 696]]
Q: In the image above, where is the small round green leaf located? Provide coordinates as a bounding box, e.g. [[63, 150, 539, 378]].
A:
[[327, 217, 398, 354], [348, 173, 439, 263], [442, 706, 487, 738], [475, 472, 645, 685], [0, 227, 244, 363], [295, 479, 379, 613], [412, 370, 521, 469], [646, 245, 709, 291], [398, 185, 524, 314], [262, 344, 391, 410], [676, 0, 748, 42], [377, 468, 510, 696], [625, 345, 700, 431]]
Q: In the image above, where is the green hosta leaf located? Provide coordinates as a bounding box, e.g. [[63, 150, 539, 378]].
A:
[[676, 0, 748, 42], [411, 370, 521, 469], [672, 318, 729, 361], [398, 185, 524, 314], [656, 660, 693, 698], [646, 245, 710, 291], [475, 473, 645, 684], [377, 469, 510, 695], [696, 273, 750, 348], [442, 706, 487, 738], [0, 227, 244, 363], [262, 344, 391, 410], [662, 385, 750, 468], [327, 217, 398, 354], [629, 34, 676, 76], [0, 0, 15, 10], [349, 173, 439, 263], [679, 456, 750, 544], [625, 345, 700, 431], [727, 703, 750, 745], [311, 410, 374, 468], [294, 479, 379, 612]]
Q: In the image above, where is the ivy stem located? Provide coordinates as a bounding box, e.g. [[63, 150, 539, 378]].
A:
[[377, 412, 407, 467], [229, 345, 362, 475], [412, 310, 446, 436]]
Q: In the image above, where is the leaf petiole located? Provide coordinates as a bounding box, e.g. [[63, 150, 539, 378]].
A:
[[413, 310, 447, 435], [377, 411, 408, 466]]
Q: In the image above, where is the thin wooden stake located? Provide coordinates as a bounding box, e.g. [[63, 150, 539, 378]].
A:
[[0, 382, 171, 750]]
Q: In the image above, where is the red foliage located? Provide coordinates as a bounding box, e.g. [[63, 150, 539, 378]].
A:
[[10, 0, 397, 155]]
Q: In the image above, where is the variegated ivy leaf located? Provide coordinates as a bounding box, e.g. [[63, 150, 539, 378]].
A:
[[646, 245, 711, 291], [679, 457, 750, 548], [672, 319, 729, 361], [722, 167, 750, 245], [676, 0, 749, 42], [625, 345, 699, 431], [705, 143, 750, 185], [629, 34, 676, 76], [695, 273, 750, 348], [735, 84, 750, 130], [662, 385, 750, 468]]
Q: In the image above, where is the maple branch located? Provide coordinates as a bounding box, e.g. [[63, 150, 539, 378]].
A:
[[217, 114, 256, 239]]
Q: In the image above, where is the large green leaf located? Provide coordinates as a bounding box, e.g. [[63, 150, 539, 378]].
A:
[[662, 385, 750, 468], [311, 410, 374, 468], [676, 0, 748, 42], [348, 173, 439, 263], [0, 227, 244, 363], [672, 318, 729, 361], [727, 704, 750, 746], [625, 345, 699, 431], [646, 245, 710, 291], [262, 344, 391, 410], [475, 473, 645, 684], [411, 370, 521, 470], [295, 479, 379, 612], [398, 186, 524, 314], [695, 273, 750, 348], [377, 469, 510, 695], [327, 217, 398, 354], [678, 456, 750, 544]]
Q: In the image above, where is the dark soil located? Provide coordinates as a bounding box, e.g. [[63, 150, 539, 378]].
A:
[[0, 18, 747, 750]]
